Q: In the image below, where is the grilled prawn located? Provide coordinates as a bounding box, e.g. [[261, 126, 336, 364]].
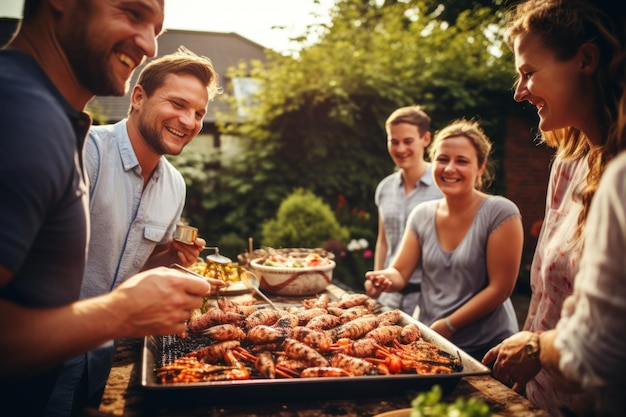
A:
[[201, 323, 246, 341], [187, 309, 245, 333], [365, 325, 404, 345], [186, 340, 240, 363], [283, 338, 329, 367], [304, 314, 340, 331], [330, 316, 379, 340], [300, 366, 352, 378], [247, 325, 290, 344], [292, 326, 333, 353], [245, 309, 283, 329], [329, 352, 374, 376]]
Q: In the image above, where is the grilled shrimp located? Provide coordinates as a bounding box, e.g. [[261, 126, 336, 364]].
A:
[[301, 293, 330, 309], [329, 352, 374, 376], [223, 349, 250, 380], [330, 316, 379, 340], [300, 366, 352, 378], [201, 323, 246, 341], [365, 325, 404, 345], [247, 342, 283, 354], [245, 308, 283, 329], [333, 293, 371, 309], [275, 356, 309, 378], [247, 325, 290, 344], [325, 306, 344, 316], [272, 313, 300, 329], [283, 338, 329, 367], [399, 323, 421, 344], [304, 314, 340, 331], [254, 351, 276, 379], [337, 305, 372, 324], [292, 326, 333, 353], [187, 309, 245, 333], [237, 305, 261, 317], [377, 309, 401, 326], [330, 337, 378, 358], [186, 340, 240, 363], [217, 296, 244, 314], [295, 307, 328, 326]]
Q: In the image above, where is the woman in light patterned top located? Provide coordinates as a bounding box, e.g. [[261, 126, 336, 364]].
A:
[[482, 1, 626, 416]]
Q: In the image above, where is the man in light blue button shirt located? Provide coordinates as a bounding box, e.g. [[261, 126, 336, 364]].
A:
[[46, 47, 222, 416]]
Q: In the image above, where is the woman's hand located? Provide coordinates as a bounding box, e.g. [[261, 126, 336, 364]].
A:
[[482, 331, 541, 392], [364, 271, 392, 298]]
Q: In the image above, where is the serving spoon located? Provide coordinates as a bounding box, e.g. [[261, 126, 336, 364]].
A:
[[240, 269, 279, 310]]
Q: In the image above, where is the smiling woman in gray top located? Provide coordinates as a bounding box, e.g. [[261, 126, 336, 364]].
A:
[[366, 119, 523, 359]]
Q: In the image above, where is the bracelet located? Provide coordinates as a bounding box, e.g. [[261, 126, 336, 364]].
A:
[[445, 317, 456, 333]]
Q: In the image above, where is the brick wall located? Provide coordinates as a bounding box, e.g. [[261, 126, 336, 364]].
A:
[[504, 114, 554, 258]]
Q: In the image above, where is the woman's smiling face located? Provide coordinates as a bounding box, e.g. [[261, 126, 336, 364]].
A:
[[512, 31, 590, 134], [432, 135, 484, 196]]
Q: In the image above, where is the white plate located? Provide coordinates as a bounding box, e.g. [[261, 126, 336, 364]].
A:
[[218, 281, 250, 295]]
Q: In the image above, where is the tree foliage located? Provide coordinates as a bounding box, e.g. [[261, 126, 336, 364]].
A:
[[170, 0, 517, 250]]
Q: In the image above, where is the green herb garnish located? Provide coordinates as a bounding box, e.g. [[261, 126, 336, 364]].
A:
[[410, 385, 491, 417]]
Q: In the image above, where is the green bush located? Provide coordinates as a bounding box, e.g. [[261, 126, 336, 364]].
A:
[[261, 188, 350, 248]]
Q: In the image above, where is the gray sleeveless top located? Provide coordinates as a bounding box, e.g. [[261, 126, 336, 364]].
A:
[[409, 196, 520, 352]]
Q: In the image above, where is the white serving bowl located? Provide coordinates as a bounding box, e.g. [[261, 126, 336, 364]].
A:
[[249, 258, 335, 296]]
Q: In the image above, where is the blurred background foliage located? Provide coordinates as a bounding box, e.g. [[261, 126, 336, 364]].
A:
[[167, 0, 518, 284]]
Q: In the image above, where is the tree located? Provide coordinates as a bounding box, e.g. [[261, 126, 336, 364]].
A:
[[171, 0, 517, 252]]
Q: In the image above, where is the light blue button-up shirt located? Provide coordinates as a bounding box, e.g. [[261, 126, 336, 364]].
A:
[[80, 119, 186, 299]]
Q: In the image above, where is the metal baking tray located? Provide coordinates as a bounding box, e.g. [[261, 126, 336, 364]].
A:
[[141, 310, 490, 405]]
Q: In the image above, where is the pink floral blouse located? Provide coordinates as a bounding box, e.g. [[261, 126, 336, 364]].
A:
[[524, 156, 594, 416]]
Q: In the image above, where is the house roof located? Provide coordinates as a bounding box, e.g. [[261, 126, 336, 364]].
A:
[[90, 29, 269, 123], [0, 17, 267, 124], [0, 18, 268, 124]]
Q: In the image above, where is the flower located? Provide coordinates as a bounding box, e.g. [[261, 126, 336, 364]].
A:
[[347, 238, 369, 252]]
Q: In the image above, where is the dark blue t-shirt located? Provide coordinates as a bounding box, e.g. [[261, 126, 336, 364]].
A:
[[0, 50, 90, 415]]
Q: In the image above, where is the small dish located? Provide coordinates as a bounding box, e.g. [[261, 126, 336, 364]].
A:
[[218, 281, 250, 296], [249, 258, 335, 296]]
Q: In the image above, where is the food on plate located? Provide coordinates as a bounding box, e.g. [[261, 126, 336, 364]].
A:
[[189, 257, 240, 282]]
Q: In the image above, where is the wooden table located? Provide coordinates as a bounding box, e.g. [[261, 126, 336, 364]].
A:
[[76, 285, 550, 417]]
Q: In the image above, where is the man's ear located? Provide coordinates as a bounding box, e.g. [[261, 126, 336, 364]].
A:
[[423, 131, 432, 147], [130, 85, 146, 112], [579, 42, 600, 75]]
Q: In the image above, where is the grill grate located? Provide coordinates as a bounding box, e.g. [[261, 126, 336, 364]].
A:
[[155, 334, 215, 367]]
